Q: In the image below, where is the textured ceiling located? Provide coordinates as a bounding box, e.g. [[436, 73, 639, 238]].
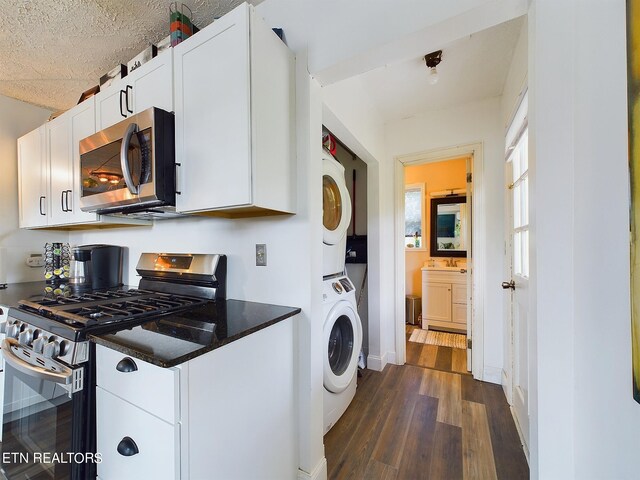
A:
[[0, 0, 262, 111]]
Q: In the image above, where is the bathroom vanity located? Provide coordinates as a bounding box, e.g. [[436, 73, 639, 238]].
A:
[[421, 266, 468, 333]]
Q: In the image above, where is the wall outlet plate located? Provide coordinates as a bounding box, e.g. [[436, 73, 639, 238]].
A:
[[256, 244, 267, 266], [26, 254, 44, 268]]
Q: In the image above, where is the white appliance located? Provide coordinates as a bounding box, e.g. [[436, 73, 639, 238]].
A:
[[323, 275, 362, 434], [322, 150, 352, 278]]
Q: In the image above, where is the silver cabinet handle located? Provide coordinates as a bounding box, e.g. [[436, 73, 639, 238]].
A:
[[120, 122, 139, 195], [1, 338, 73, 384]]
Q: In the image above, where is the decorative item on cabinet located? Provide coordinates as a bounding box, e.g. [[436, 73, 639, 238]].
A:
[[77, 85, 100, 104], [100, 64, 127, 88], [127, 44, 158, 73]]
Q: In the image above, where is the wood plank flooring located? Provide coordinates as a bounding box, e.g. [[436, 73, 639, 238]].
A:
[[324, 329, 529, 480]]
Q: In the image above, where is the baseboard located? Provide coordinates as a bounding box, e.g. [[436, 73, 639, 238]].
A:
[[509, 406, 530, 465], [367, 352, 387, 372], [482, 366, 502, 384], [386, 351, 397, 365], [501, 369, 513, 405], [298, 457, 327, 480]]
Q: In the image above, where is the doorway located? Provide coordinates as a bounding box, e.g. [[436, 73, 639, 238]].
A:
[[395, 143, 484, 380]]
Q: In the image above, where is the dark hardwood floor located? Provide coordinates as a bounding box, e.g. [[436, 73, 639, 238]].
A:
[[324, 328, 529, 480]]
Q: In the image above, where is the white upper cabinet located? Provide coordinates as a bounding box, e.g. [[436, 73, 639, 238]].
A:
[[47, 99, 100, 225], [18, 126, 47, 228], [173, 4, 295, 216], [95, 49, 174, 130]]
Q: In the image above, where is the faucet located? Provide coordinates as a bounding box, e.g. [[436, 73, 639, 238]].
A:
[[447, 258, 457, 267]]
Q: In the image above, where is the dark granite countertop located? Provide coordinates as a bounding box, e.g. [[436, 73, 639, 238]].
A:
[[89, 299, 300, 368], [0, 282, 53, 308]]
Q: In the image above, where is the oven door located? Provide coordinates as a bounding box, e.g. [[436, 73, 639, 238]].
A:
[[79, 107, 175, 213], [0, 340, 89, 480]]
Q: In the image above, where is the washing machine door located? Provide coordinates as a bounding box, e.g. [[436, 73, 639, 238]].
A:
[[323, 301, 362, 393], [323, 153, 352, 246]]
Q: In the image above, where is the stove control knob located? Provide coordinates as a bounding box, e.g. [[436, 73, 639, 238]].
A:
[[33, 337, 46, 354], [43, 340, 61, 359], [6, 322, 20, 339], [18, 328, 34, 346]]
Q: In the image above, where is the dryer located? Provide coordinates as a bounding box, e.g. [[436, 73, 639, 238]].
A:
[[322, 149, 352, 278], [323, 275, 362, 434]]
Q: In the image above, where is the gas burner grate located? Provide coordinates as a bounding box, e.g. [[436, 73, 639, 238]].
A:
[[18, 290, 209, 329]]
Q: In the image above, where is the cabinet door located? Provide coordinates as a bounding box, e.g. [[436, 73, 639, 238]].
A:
[[128, 49, 173, 115], [424, 282, 452, 322], [97, 388, 178, 480], [18, 126, 48, 228], [47, 114, 71, 225], [174, 5, 252, 213], [452, 303, 467, 325], [95, 78, 128, 130], [68, 99, 99, 224], [452, 283, 467, 305]]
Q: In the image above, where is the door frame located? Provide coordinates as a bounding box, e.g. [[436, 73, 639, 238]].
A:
[[394, 142, 485, 380]]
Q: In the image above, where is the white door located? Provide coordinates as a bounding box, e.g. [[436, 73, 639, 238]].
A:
[[128, 49, 174, 115], [47, 112, 71, 225], [505, 125, 530, 451], [174, 5, 252, 213], [17, 126, 48, 228]]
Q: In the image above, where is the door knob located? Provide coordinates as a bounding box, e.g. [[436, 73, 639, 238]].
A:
[[502, 280, 516, 290]]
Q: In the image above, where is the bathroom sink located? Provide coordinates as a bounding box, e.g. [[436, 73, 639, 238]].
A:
[[422, 265, 467, 272]]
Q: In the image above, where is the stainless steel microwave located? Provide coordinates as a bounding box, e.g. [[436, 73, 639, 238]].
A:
[[79, 107, 176, 215]]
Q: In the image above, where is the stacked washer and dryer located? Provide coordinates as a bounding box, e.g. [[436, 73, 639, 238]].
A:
[[321, 147, 363, 434]]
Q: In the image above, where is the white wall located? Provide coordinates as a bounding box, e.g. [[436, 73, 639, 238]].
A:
[[530, 0, 640, 479], [386, 98, 505, 382], [0, 95, 59, 283]]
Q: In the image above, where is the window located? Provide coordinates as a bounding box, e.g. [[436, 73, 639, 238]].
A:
[[405, 183, 425, 249], [507, 93, 529, 277]]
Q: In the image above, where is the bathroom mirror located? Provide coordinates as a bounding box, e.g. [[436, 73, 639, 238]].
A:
[[430, 195, 467, 258]]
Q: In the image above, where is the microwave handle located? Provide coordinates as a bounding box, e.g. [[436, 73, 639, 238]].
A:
[[120, 122, 140, 195]]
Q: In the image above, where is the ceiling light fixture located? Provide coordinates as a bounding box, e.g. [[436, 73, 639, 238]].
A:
[[425, 50, 442, 85]]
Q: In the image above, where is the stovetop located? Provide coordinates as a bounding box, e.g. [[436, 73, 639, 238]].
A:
[[8, 287, 212, 342]]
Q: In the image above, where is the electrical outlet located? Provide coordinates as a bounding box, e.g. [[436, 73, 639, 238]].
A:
[[256, 244, 267, 266], [26, 254, 44, 268]]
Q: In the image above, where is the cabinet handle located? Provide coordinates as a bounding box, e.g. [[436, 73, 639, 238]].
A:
[[66, 190, 72, 212], [117, 437, 139, 457], [175, 162, 181, 195], [120, 89, 127, 118], [116, 357, 138, 373], [125, 85, 133, 114], [61, 191, 66, 212], [39, 196, 45, 216]]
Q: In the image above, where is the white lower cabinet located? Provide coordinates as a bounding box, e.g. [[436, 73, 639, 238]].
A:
[[96, 388, 178, 480], [422, 268, 467, 332]]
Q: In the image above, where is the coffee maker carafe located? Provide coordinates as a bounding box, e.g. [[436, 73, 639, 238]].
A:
[[69, 245, 123, 291]]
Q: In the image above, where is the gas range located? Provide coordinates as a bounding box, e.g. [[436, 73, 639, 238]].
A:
[[0, 253, 227, 480]]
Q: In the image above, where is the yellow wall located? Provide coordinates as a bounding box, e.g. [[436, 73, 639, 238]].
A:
[[404, 157, 467, 296]]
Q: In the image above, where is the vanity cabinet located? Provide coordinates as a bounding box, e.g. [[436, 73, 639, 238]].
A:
[[421, 268, 467, 332], [95, 49, 173, 130], [96, 346, 180, 480], [173, 3, 295, 217]]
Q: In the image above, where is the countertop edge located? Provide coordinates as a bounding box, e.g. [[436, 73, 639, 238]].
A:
[[89, 306, 301, 368]]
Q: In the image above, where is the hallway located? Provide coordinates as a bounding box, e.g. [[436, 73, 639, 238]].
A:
[[324, 359, 529, 479]]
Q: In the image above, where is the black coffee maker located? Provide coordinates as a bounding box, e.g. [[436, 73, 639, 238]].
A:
[[69, 245, 123, 291]]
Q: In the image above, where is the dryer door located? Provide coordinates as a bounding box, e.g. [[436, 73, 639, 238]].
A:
[[323, 301, 362, 393], [323, 153, 352, 246]]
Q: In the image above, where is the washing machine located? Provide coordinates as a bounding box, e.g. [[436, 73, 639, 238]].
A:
[[322, 149, 352, 278], [323, 274, 362, 434]]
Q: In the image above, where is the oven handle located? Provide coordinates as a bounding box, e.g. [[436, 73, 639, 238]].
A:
[[1, 338, 73, 385], [120, 122, 140, 196]]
